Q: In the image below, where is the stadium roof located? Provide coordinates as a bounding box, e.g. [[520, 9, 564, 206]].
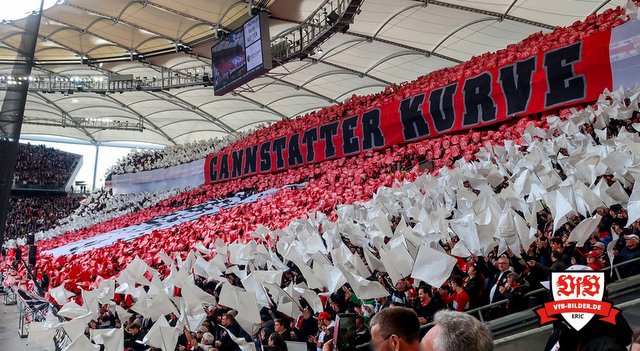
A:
[[0, 0, 629, 146]]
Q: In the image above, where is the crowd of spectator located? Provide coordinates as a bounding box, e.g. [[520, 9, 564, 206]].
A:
[[69, 201, 637, 351], [107, 133, 268, 175], [4, 195, 79, 241], [14, 143, 80, 187], [3, 187, 185, 245]]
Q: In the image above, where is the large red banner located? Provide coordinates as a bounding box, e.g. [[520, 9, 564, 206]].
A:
[[204, 29, 614, 184]]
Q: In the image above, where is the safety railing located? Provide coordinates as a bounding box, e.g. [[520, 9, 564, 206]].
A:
[[270, 0, 351, 63], [4, 284, 16, 305], [355, 256, 640, 350], [17, 293, 28, 338], [0, 1, 363, 93], [493, 296, 640, 349], [0, 70, 208, 93], [466, 256, 640, 324]]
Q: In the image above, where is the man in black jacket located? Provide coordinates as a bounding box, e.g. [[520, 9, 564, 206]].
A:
[[294, 308, 319, 351], [123, 322, 146, 351], [415, 286, 445, 325], [528, 250, 568, 277], [501, 273, 530, 314], [215, 313, 241, 351], [353, 315, 371, 345], [484, 255, 513, 319]]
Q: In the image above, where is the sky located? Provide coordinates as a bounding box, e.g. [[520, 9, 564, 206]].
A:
[[1, 0, 57, 21]]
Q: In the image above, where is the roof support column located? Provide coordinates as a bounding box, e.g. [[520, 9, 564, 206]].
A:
[[92, 142, 100, 191]]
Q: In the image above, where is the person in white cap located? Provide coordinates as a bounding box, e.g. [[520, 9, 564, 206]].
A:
[[613, 234, 640, 278]]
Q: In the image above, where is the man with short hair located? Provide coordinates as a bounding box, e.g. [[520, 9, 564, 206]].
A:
[[294, 308, 318, 351], [215, 313, 241, 351], [438, 277, 470, 312], [528, 250, 568, 276], [274, 318, 292, 341], [405, 288, 419, 309], [374, 296, 390, 313], [421, 310, 493, 351], [195, 326, 208, 343], [487, 256, 511, 304], [354, 315, 371, 345], [485, 255, 513, 319], [500, 273, 529, 314], [415, 286, 445, 325], [391, 279, 409, 305], [124, 322, 145, 351], [369, 307, 420, 351], [550, 237, 571, 265]]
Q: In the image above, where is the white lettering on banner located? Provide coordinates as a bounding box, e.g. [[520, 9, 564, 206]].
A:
[[44, 183, 306, 257]]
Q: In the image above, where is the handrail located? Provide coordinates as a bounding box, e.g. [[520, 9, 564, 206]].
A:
[[354, 256, 640, 350], [453, 256, 640, 323], [493, 296, 640, 346], [269, 0, 355, 64]]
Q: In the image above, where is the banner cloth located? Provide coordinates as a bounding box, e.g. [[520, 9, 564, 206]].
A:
[[204, 21, 640, 184], [44, 183, 305, 256]]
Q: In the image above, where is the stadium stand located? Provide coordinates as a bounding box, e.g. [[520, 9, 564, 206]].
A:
[[3, 143, 82, 243], [1, 4, 639, 351], [4, 195, 79, 241], [6, 85, 637, 351], [13, 144, 80, 189]]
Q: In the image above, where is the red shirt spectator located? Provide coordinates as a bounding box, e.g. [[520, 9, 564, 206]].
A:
[[439, 277, 470, 312]]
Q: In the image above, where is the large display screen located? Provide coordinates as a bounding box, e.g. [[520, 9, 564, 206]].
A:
[[211, 12, 272, 96]]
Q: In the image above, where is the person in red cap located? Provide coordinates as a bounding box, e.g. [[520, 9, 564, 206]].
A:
[[308, 312, 334, 351], [585, 251, 605, 271]]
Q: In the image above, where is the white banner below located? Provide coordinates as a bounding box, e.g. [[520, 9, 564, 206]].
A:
[[111, 159, 205, 195], [44, 183, 305, 256]]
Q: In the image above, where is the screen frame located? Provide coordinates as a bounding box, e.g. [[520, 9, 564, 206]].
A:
[[211, 11, 272, 96]]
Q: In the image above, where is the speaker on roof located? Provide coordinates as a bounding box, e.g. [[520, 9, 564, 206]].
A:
[[327, 11, 339, 25], [14, 247, 21, 262], [26, 233, 34, 245], [28, 245, 36, 267]]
